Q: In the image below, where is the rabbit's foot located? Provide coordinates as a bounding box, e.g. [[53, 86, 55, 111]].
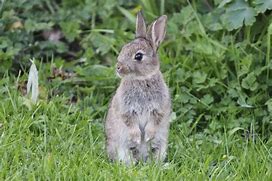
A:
[[128, 126, 141, 145], [144, 123, 155, 142]]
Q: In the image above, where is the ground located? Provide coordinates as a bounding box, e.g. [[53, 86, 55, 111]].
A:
[[0, 76, 271, 180]]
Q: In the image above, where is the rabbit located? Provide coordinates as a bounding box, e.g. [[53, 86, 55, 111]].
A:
[[105, 11, 171, 165]]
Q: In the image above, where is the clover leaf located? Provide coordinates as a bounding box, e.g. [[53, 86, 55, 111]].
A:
[[221, 0, 257, 30], [241, 72, 258, 91]]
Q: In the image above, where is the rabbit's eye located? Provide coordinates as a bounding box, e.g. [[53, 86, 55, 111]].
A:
[[134, 52, 143, 61]]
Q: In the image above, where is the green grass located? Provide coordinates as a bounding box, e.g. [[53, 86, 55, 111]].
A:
[[1, 0, 272, 179], [0, 77, 271, 180]]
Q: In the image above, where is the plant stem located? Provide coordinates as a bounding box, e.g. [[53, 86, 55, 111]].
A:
[[266, 23, 272, 84]]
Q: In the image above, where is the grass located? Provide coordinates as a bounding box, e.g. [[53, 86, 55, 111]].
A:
[[0, 76, 271, 180]]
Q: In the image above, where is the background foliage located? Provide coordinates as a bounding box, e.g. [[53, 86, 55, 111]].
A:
[[1, 0, 272, 137]]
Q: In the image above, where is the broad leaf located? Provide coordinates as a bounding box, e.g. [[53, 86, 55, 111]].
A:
[[221, 0, 257, 30], [241, 72, 258, 91], [218, 0, 232, 8], [201, 94, 214, 105], [254, 0, 272, 13], [193, 71, 207, 84]]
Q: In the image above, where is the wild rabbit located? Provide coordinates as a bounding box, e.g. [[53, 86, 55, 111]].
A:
[[105, 11, 171, 164]]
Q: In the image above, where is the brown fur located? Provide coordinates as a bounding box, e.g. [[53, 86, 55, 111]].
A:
[[105, 12, 171, 164]]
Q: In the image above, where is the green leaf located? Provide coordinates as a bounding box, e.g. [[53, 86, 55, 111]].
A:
[[169, 6, 201, 37], [221, 0, 257, 30], [237, 95, 253, 108], [202, 8, 224, 31], [193, 71, 207, 84], [226, 0, 249, 11], [228, 127, 245, 136], [90, 33, 115, 55], [24, 20, 53, 32], [265, 99, 272, 113], [201, 94, 214, 105], [177, 93, 191, 104], [0, 51, 12, 73], [228, 88, 239, 98], [39, 41, 68, 54], [254, 0, 272, 13], [191, 39, 213, 55], [241, 72, 258, 91], [60, 21, 81, 42], [0, 37, 12, 49], [218, 0, 232, 8], [75, 65, 113, 80], [269, 22, 272, 34], [175, 68, 191, 82], [238, 55, 252, 77], [178, 6, 195, 25]]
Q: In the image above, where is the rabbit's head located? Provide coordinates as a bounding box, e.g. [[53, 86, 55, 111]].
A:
[[116, 12, 167, 78]]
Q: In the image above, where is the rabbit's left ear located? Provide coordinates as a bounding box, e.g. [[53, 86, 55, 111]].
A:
[[149, 15, 167, 50], [135, 11, 147, 38]]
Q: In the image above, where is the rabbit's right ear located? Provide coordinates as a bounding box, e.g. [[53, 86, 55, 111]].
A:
[[147, 15, 167, 51], [135, 11, 146, 38]]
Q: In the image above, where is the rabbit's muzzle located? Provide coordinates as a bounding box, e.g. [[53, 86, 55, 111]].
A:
[[116, 62, 129, 75]]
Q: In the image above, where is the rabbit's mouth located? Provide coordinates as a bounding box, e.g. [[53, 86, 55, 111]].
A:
[[116, 62, 130, 77], [116, 67, 128, 78], [116, 70, 124, 78]]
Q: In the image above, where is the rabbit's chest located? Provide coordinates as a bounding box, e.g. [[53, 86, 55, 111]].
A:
[[121, 86, 163, 115]]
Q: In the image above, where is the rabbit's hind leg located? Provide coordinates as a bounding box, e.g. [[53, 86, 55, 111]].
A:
[[107, 131, 134, 165], [152, 138, 167, 162], [106, 121, 141, 165], [146, 122, 169, 162]]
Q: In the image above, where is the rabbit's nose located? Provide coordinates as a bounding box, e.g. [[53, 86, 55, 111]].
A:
[[117, 64, 121, 71], [116, 62, 124, 72]]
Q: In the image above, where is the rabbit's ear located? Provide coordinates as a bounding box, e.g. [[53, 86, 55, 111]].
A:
[[149, 15, 167, 50], [135, 11, 147, 38]]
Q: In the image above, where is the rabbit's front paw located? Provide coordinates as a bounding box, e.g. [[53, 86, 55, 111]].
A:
[[151, 109, 164, 125], [129, 127, 141, 144], [144, 124, 155, 142], [122, 111, 137, 127]]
